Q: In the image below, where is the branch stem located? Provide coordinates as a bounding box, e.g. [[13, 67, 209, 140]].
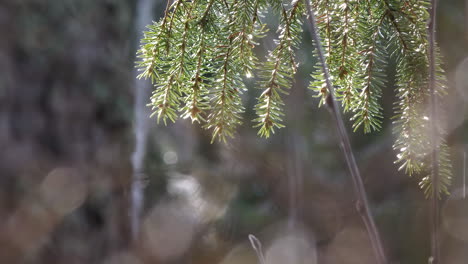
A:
[[428, 0, 440, 263], [304, 1, 388, 263]]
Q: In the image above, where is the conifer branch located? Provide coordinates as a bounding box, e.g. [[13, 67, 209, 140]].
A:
[[351, 11, 387, 132], [199, 0, 215, 24], [337, 0, 355, 110], [206, 37, 240, 142], [204, 0, 251, 142], [304, 1, 388, 263], [181, 27, 208, 122], [136, 0, 452, 199], [387, 0, 451, 198], [254, 0, 303, 137]]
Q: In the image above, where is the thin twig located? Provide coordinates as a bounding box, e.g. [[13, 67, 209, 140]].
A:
[[466, 0, 468, 41], [249, 234, 267, 264], [304, 1, 388, 263], [428, 0, 440, 262], [464, 149, 466, 199]]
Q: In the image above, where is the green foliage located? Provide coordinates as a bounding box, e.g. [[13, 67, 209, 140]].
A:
[[254, 1, 304, 137], [136, 0, 451, 195], [309, 0, 451, 195]]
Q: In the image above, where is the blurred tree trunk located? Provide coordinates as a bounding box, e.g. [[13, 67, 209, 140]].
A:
[[466, 0, 468, 38], [131, 0, 155, 241]]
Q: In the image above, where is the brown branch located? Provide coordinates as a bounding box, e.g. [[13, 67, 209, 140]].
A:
[[304, 1, 388, 263]]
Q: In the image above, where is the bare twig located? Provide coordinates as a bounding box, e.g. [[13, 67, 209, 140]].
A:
[[304, 1, 388, 263], [466, 0, 468, 40], [463, 150, 466, 199], [249, 234, 267, 264], [428, 0, 440, 262]]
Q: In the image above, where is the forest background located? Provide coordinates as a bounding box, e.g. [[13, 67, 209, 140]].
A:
[[1, 0, 468, 263]]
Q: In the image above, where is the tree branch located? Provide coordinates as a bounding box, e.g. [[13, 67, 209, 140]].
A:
[[304, 1, 388, 263], [428, 0, 440, 262]]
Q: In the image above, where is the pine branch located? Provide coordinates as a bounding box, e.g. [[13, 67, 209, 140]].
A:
[[311, 0, 386, 133], [351, 9, 387, 132], [387, 0, 451, 197], [136, 0, 452, 200], [181, 26, 209, 123], [336, 0, 355, 109], [254, 0, 304, 137], [204, 0, 258, 142], [205, 36, 245, 142]]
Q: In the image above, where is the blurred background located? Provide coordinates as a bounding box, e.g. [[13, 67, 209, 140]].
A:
[[1, 0, 468, 263]]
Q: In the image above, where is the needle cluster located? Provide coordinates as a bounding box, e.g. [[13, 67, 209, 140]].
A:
[[137, 0, 451, 194]]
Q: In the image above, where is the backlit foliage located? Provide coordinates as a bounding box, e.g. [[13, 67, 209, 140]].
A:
[[137, 0, 451, 195]]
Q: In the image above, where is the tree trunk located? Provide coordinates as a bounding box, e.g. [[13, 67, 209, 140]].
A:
[[130, 0, 156, 241]]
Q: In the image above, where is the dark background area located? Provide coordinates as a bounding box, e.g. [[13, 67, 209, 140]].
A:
[[1, 0, 468, 263]]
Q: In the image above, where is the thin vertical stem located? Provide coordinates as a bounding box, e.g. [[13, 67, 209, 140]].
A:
[[131, 0, 156, 241], [428, 0, 440, 262], [249, 234, 267, 264], [287, 135, 298, 228], [286, 132, 305, 229], [304, 1, 388, 264], [466, 0, 468, 40], [463, 149, 466, 199]]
